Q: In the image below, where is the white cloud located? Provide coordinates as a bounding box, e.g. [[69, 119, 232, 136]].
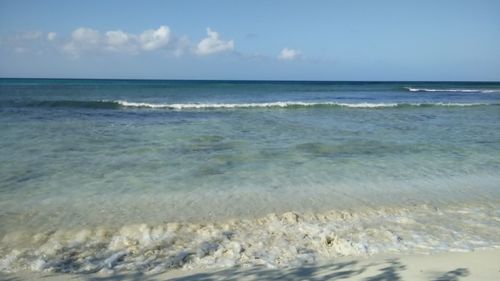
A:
[[104, 30, 138, 53], [139, 25, 171, 51], [47, 32, 57, 41], [5, 26, 237, 58], [195, 28, 234, 55], [60, 26, 175, 57], [71, 27, 101, 45], [62, 27, 102, 57], [278, 48, 301, 61], [105, 30, 129, 46]]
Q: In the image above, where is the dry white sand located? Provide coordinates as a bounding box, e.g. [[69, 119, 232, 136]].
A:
[[1, 248, 499, 280]]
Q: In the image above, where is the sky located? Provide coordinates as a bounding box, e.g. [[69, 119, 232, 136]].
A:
[[0, 0, 499, 81]]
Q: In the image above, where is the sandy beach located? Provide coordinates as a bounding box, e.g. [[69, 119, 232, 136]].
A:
[[2, 248, 498, 280]]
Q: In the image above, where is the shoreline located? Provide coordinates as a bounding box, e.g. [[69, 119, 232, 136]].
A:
[[1, 202, 499, 274], [2, 248, 499, 280]]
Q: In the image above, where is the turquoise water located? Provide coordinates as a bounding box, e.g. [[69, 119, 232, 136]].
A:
[[1, 79, 499, 273]]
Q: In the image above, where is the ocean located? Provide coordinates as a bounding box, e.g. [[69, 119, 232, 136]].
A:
[[0, 79, 499, 273]]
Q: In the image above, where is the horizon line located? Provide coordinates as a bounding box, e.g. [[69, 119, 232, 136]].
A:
[[1, 77, 499, 83]]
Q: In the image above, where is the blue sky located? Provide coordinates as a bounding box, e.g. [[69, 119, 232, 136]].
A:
[[0, 0, 499, 80]]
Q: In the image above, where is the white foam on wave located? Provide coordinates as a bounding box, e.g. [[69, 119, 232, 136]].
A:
[[116, 100, 318, 109], [116, 100, 399, 109], [428, 102, 489, 106], [0, 204, 499, 274], [405, 87, 500, 93], [114, 100, 488, 109]]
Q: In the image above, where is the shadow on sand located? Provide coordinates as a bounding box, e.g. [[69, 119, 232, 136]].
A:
[[82, 258, 441, 281], [0, 259, 471, 281]]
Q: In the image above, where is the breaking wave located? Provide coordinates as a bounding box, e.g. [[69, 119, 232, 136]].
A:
[[2, 100, 497, 110], [405, 87, 500, 93], [115, 100, 493, 109]]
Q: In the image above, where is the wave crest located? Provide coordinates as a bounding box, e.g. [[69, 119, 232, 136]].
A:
[[115, 100, 491, 109], [2, 100, 495, 110], [116, 100, 401, 109], [405, 87, 500, 93]]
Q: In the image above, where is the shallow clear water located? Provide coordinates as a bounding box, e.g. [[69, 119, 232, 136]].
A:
[[0, 79, 499, 273]]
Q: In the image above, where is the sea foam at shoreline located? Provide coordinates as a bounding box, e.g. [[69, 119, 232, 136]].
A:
[[1, 203, 499, 273]]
